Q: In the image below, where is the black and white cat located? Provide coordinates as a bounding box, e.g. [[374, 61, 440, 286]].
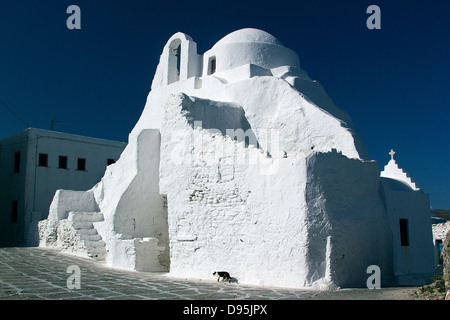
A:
[[213, 271, 231, 282]]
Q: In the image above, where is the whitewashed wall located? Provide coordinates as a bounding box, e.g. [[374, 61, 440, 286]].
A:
[[38, 29, 436, 288]]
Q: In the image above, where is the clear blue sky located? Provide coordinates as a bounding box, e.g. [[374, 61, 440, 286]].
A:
[[1, 0, 449, 209]]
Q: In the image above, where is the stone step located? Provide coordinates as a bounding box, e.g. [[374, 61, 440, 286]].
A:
[[82, 240, 106, 248], [88, 246, 106, 253], [72, 221, 94, 230], [80, 233, 102, 241], [68, 211, 104, 222], [65, 212, 107, 261], [76, 228, 98, 236]]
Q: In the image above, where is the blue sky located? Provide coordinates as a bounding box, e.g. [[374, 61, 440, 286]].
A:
[[0, 0, 449, 209]]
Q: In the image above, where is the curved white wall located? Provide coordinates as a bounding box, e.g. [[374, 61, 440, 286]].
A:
[[203, 42, 300, 77]]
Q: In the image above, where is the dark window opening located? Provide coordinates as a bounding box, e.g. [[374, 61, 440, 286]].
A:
[[14, 151, 21, 173], [245, 136, 250, 147], [77, 158, 86, 171], [175, 44, 181, 75], [38, 153, 48, 167], [11, 200, 18, 223], [107, 158, 116, 166], [209, 57, 216, 75], [399, 219, 409, 246], [168, 39, 182, 84], [59, 156, 68, 169]]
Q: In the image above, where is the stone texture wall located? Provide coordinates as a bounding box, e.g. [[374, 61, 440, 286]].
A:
[[443, 230, 450, 299], [158, 93, 396, 289]]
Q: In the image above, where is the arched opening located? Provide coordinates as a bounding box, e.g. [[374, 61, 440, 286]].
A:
[[168, 39, 182, 85], [175, 44, 181, 75]]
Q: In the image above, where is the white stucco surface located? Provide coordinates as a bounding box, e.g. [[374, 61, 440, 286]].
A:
[[38, 28, 436, 289], [381, 159, 420, 191]]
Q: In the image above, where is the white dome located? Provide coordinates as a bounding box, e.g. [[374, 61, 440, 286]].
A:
[[212, 28, 284, 49], [202, 28, 300, 80]]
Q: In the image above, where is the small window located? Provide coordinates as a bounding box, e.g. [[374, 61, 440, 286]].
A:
[[208, 57, 216, 75], [107, 158, 116, 166], [77, 158, 86, 171], [11, 200, 18, 223], [38, 153, 48, 167], [14, 151, 21, 173], [59, 156, 68, 169], [399, 219, 409, 247]]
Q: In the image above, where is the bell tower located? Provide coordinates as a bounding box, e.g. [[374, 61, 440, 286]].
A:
[[163, 33, 202, 86]]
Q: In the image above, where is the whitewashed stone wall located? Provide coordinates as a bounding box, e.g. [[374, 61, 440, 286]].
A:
[[39, 29, 436, 289], [159, 93, 393, 289], [433, 222, 450, 241]]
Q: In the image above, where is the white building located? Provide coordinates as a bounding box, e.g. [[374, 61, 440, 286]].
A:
[[39, 29, 436, 289], [0, 128, 126, 246], [380, 150, 436, 285]]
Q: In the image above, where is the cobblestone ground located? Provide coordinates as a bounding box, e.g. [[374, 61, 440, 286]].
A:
[[0, 247, 419, 300]]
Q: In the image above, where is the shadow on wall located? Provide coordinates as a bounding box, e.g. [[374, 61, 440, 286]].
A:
[[180, 93, 259, 148]]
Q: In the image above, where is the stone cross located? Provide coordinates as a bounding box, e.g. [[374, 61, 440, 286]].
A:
[[389, 149, 396, 160]]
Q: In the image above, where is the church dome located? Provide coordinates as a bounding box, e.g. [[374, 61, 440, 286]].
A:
[[203, 28, 300, 77], [212, 28, 284, 49]]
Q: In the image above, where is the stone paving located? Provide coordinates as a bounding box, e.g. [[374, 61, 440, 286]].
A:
[[0, 247, 419, 300]]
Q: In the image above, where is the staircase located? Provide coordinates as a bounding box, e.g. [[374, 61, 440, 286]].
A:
[[67, 211, 107, 261]]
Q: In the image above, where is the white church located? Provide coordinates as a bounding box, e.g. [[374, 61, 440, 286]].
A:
[[39, 28, 436, 289]]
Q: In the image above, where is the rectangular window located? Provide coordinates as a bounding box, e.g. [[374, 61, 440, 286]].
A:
[[210, 59, 216, 74], [11, 200, 18, 223], [107, 158, 116, 166], [14, 151, 21, 173], [38, 153, 48, 167], [77, 158, 86, 171], [58, 156, 68, 169], [208, 57, 216, 75], [399, 219, 409, 246]]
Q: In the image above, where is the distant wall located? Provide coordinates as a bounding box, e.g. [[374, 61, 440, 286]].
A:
[[0, 130, 29, 245], [0, 128, 125, 245]]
